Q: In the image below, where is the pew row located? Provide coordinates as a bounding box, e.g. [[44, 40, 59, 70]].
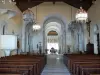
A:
[[63, 54, 100, 75], [0, 54, 47, 75]]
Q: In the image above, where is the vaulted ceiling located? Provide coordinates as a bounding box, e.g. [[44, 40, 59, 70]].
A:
[[15, 0, 96, 12]]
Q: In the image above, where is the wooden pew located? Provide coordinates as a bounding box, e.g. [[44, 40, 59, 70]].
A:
[[0, 68, 29, 75], [75, 63, 100, 75], [0, 55, 46, 71], [0, 54, 47, 75], [63, 54, 100, 75], [82, 68, 100, 75], [0, 60, 42, 75], [76, 64, 100, 75], [0, 74, 21, 75], [0, 64, 35, 75], [72, 61, 100, 75]]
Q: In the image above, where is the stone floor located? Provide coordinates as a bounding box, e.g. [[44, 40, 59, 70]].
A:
[[41, 54, 71, 75]]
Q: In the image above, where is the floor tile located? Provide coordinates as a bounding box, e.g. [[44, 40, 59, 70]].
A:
[[41, 54, 70, 75]]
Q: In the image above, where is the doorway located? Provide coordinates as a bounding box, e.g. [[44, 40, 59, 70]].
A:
[[47, 31, 59, 54], [94, 25, 99, 54], [43, 16, 66, 54], [97, 33, 100, 54]]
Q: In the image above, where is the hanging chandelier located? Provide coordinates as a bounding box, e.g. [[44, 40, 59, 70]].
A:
[[23, 7, 40, 31], [33, 23, 41, 30], [32, 5, 41, 31], [1, 0, 16, 4], [75, 7, 88, 22], [23, 8, 34, 21]]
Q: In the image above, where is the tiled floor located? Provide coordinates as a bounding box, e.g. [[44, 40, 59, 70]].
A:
[[41, 54, 70, 75]]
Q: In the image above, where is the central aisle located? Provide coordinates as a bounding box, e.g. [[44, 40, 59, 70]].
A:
[[41, 54, 70, 75]]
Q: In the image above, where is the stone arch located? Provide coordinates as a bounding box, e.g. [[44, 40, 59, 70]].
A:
[[0, 20, 8, 56], [22, 13, 34, 52], [0, 20, 8, 35], [42, 15, 67, 54], [94, 24, 99, 33], [68, 21, 85, 52], [94, 24, 99, 54]]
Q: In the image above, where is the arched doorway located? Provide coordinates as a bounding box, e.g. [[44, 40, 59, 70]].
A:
[[47, 30, 59, 54], [94, 24, 99, 54], [43, 16, 66, 54], [68, 21, 84, 52]]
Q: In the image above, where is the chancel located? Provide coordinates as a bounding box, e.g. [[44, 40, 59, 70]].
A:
[[0, 0, 100, 75]]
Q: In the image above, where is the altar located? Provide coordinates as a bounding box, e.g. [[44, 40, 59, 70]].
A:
[[50, 47, 57, 54]]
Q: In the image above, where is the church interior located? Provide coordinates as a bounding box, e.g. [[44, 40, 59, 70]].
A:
[[0, 0, 100, 75]]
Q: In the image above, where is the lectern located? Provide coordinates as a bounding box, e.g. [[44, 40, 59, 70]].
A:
[[86, 20, 94, 54], [86, 42, 94, 54], [0, 35, 17, 56]]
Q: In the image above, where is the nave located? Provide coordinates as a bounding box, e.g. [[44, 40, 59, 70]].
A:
[[41, 54, 70, 75], [0, 0, 100, 75]]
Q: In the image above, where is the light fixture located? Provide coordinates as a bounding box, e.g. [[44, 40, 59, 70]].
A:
[[33, 24, 41, 30], [1, 0, 16, 4], [76, 7, 88, 22], [23, 8, 34, 21], [75, 0, 88, 22], [33, 5, 41, 31]]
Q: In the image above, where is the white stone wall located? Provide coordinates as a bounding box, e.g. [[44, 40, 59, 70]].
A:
[[0, 3, 23, 57], [88, 0, 100, 54]]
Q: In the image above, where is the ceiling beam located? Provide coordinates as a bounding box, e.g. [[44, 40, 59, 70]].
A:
[[15, 0, 94, 12], [16, 2, 42, 12]]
